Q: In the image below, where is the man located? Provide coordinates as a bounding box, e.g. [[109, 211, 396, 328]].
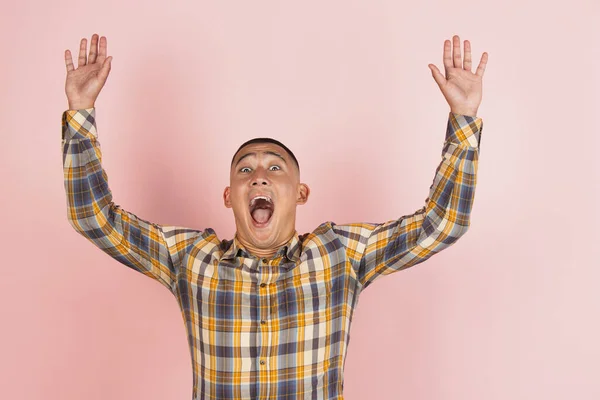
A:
[[62, 34, 487, 399]]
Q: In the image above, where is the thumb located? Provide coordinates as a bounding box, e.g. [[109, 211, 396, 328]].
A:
[[98, 56, 112, 82], [428, 64, 446, 90]]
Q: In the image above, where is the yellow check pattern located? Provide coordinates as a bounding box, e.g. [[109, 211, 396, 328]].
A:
[[62, 108, 482, 399]]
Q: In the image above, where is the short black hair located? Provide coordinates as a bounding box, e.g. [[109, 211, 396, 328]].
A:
[[231, 137, 300, 171]]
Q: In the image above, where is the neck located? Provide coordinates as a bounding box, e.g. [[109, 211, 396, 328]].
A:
[[247, 247, 277, 259], [236, 232, 295, 260]]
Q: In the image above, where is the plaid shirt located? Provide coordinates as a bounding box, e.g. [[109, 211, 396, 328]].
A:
[[62, 109, 482, 400]]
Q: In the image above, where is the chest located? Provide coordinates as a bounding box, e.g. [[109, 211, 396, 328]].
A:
[[179, 240, 360, 328]]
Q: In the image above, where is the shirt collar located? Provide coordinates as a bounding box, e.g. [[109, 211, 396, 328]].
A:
[[221, 232, 301, 263]]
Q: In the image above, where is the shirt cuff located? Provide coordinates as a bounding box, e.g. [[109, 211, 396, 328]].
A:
[[61, 108, 97, 141], [445, 111, 483, 148]]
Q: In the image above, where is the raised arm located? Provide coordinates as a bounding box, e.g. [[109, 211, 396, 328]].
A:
[[331, 35, 487, 290], [62, 35, 202, 293]]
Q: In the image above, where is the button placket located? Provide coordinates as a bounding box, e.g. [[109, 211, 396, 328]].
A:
[[258, 261, 271, 369]]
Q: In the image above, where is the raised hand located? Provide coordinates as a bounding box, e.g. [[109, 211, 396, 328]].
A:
[[428, 35, 488, 117], [64, 34, 113, 110]]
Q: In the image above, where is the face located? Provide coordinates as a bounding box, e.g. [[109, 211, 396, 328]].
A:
[[223, 142, 310, 252]]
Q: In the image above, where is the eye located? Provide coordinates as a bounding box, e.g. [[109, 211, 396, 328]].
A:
[[240, 167, 251, 173], [269, 165, 281, 171]]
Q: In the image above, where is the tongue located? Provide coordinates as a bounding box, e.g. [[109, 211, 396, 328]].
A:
[[252, 208, 272, 224]]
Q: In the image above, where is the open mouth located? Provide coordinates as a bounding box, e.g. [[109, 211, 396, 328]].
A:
[[249, 195, 274, 227]]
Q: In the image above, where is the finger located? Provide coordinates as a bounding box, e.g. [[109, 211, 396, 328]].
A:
[[88, 34, 99, 63], [98, 56, 112, 82], [428, 64, 446, 89], [475, 52, 488, 78], [97, 36, 107, 63], [463, 40, 472, 72], [453, 35, 462, 69], [442, 40, 453, 76], [77, 38, 87, 68], [65, 49, 75, 72]]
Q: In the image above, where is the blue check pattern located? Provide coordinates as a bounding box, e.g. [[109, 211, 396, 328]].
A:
[[62, 108, 482, 399]]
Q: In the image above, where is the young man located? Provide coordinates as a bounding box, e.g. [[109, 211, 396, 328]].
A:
[[62, 34, 487, 399]]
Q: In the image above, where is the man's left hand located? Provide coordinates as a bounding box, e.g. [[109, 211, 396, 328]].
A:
[[428, 35, 488, 117]]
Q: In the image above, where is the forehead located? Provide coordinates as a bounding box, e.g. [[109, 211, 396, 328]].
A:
[[233, 143, 289, 163]]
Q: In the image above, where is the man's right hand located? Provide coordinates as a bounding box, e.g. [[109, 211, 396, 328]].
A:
[[64, 34, 112, 110]]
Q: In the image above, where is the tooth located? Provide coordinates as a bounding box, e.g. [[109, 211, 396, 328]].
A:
[[250, 196, 271, 205], [249, 196, 274, 210]]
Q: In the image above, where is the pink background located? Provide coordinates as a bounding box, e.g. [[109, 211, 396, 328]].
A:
[[2, 0, 599, 399]]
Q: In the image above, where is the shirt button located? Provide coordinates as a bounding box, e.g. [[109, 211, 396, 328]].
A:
[[260, 283, 266, 288], [260, 359, 265, 365]]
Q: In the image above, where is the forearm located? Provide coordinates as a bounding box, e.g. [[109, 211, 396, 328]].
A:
[[426, 112, 483, 238], [62, 108, 111, 230]]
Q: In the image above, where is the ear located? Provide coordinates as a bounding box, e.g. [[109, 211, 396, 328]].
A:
[[223, 186, 232, 208], [296, 183, 310, 205]]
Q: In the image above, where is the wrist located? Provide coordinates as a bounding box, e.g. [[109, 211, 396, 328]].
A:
[[67, 99, 95, 110], [450, 108, 478, 117], [68, 104, 95, 110]]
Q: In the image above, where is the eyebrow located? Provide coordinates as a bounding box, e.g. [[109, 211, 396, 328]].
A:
[[234, 151, 287, 168]]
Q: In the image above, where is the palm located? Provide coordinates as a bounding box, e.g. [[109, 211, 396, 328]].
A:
[[429, 35, 488, 117], [66, 62, 105, 101], [442, 68, 483, 113], [64, 34, 112, 109]]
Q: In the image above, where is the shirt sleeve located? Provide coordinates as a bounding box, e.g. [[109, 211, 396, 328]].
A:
[[331, 112, 483, 290], [61, 108, 203, 294]]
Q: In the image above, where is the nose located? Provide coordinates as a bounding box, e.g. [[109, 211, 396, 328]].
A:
[[251, 168, 270, 186]]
